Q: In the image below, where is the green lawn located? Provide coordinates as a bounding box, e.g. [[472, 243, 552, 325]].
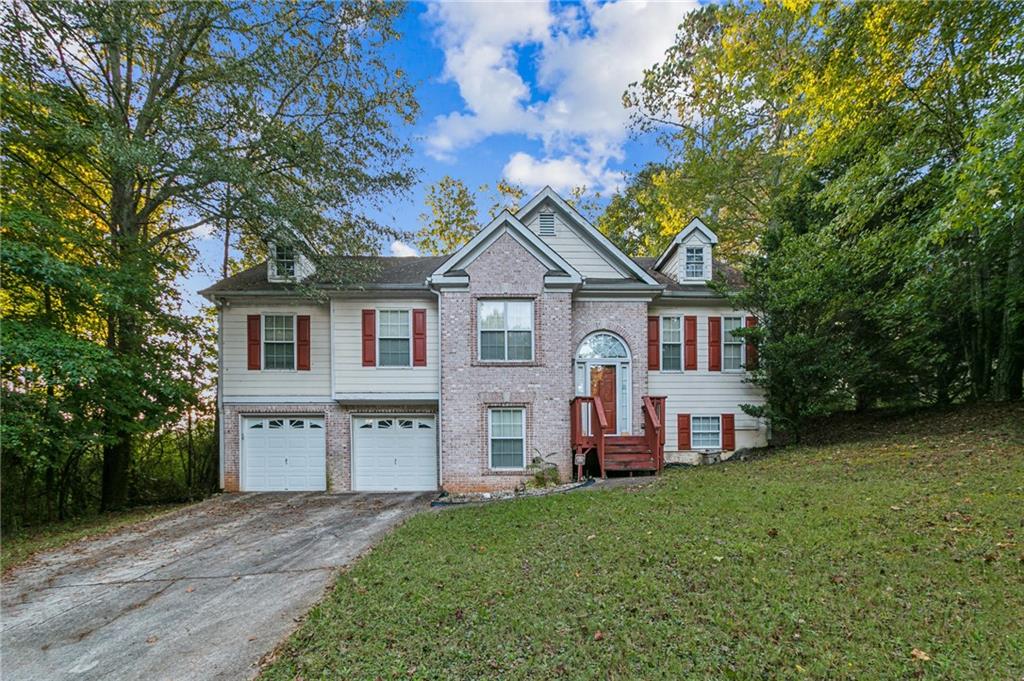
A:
[[1, 503, 187, 573], [264, 404, 1024, 680]]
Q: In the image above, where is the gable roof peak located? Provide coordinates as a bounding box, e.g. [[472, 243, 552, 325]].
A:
[[653, 217, 720, 271]]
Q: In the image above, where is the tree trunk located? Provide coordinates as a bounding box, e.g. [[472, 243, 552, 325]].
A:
[[101, 437, 132, 511]]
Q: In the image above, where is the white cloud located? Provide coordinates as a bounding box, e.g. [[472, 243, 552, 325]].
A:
[[502, 152, 624, 194], [389, 240, 418, 258], [425, 1, 698, 190]]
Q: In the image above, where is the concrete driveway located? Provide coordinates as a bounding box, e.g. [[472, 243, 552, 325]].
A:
[[1, 492, 430, 680]]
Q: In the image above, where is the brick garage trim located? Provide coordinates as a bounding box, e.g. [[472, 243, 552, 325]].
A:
[[222, 402, 437, 493]]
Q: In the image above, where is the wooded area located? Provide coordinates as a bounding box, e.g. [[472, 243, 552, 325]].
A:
[[2, 1, 1020, 529], [1, 1, 416, 529], [603, 0, 1023, 432]]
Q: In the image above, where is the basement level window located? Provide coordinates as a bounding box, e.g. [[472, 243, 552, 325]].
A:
[[539, 213, 555, 236]]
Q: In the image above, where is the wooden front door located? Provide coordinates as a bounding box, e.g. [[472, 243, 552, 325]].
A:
[[589, 365, 617, 432]]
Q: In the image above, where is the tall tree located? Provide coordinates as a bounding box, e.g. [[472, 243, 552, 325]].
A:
[[415, 176, 478, 256], [3, 0, 417, 508]]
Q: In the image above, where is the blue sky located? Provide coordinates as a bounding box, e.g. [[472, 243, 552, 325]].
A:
[[186, 1, 699, 307]]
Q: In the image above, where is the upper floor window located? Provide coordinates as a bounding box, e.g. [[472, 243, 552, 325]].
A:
[[263, 314, 295, 370], [479, 300, 534, 362], [684, 246, 704, 280], [661, 316, 682, 371], [378, 309, 411, 367], [273, 244, 296, 278], [723, 316, 744, 371]]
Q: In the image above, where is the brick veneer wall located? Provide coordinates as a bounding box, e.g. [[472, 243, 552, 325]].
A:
[[570, 300, 650, 433], [222, 402, 436, 492], [440, 233, 574, 492]]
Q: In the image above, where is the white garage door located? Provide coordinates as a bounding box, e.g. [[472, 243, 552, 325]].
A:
[[352, 416, 437, 492], [242, 416, 326, 491]]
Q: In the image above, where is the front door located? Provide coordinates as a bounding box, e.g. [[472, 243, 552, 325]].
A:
[[589, 365, 617, 432]]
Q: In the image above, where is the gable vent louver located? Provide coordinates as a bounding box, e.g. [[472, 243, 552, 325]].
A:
[[538, 213, 555, 236]]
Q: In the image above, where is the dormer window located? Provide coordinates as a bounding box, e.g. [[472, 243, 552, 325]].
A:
[[684, 246, 704, 280], [538, 213, 555, 236], [272, 243, 296, 279]]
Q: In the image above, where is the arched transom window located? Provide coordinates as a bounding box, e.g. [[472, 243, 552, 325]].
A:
[[576, 333, 628, 360]]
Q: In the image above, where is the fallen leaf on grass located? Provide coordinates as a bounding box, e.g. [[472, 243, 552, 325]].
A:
[[593, 630, 604, 641], [890, 505, 902, 511], [586, 534, 597, 540], [911, 648, 930, 661]]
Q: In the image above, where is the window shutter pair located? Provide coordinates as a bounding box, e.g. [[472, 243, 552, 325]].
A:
[[361, 309, 427, 367], [676, 412, 736, 450], [648, 315, 697, 371], [246, 315, 310, 370]]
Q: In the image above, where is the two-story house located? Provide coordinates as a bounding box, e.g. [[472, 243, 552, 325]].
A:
[[200, 187, 767, 493]]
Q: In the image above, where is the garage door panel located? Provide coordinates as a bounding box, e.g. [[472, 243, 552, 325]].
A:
[[243, 416, 326, 492], [353, 415, 437, 492]]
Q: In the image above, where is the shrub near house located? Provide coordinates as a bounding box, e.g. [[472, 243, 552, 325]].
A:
[[201, 187, 766, 493]]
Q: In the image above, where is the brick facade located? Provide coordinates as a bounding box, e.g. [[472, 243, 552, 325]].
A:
[[570, 300, 649, 433], [439, 233, 575, 493], [222, 402, 436, 492]]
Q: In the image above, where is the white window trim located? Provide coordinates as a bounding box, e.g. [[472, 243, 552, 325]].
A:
[[488, 407, 526, 470], [269, 243, 297, 281], [683, 245, 706, 281], [691, 415, 722, 450], [722, 315, 745, 373], [477, 299, 535, 363], [660, 315, 683, 372], [376, 308, 413, 368], [261, 313, 296, 372]]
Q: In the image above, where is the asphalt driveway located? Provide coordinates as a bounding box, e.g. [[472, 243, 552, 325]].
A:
[[1, 492, 430, 680]]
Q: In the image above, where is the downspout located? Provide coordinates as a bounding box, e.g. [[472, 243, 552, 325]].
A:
[[430, 282, 443, 490], [216, 299, 225, 489]]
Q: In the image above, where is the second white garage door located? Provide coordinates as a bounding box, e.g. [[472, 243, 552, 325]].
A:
[[352, 415, 437, 492]]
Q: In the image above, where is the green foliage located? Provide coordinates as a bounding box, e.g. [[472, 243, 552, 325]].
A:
[[415, 176, 480, 256], [619, 0, 1024, 432], [264, 404, 1024, 679]]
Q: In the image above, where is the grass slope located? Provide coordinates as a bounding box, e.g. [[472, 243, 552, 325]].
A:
[[264, 404, 1024, 680]]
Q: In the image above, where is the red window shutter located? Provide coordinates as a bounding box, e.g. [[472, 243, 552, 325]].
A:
[[412, 308, 427, 367], [722, 413, 735, 450], [677, 414, 691, 450], [296, 315, 311, 371], [247, 315, 261, 370], [361, 309, 376, 367], [708, 316, 722, 372], [647, 316, 660, 370], [745, 316, 759, 369], [684, 315, 697, 370]]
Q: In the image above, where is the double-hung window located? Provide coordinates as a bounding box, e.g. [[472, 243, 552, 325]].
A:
[[692, 416, 721, 449], [378, 310, 411, 367], [684, 246, 704, 280], [661, 316, 682, 371], [479, 300, 533, 361], [723, 316, 744, 371], [263, 315, 295, 370], [489, 408, 525, 468], [273, 244, 296, 278]]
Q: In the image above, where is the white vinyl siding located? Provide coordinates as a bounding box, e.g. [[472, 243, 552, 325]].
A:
[[222, 302, 331, 398], [489, 408, 525, 469], [479, 300, 534, 361], [331, 298, 438, 397], [262, 315, 295, 370], [377, 309, 411, 367], [524, 211, 626, 278], [648, 304, 767, 453], [723, 316, 744, 371], [691, 416, 721, 449], [661, 316, 682, 371]]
